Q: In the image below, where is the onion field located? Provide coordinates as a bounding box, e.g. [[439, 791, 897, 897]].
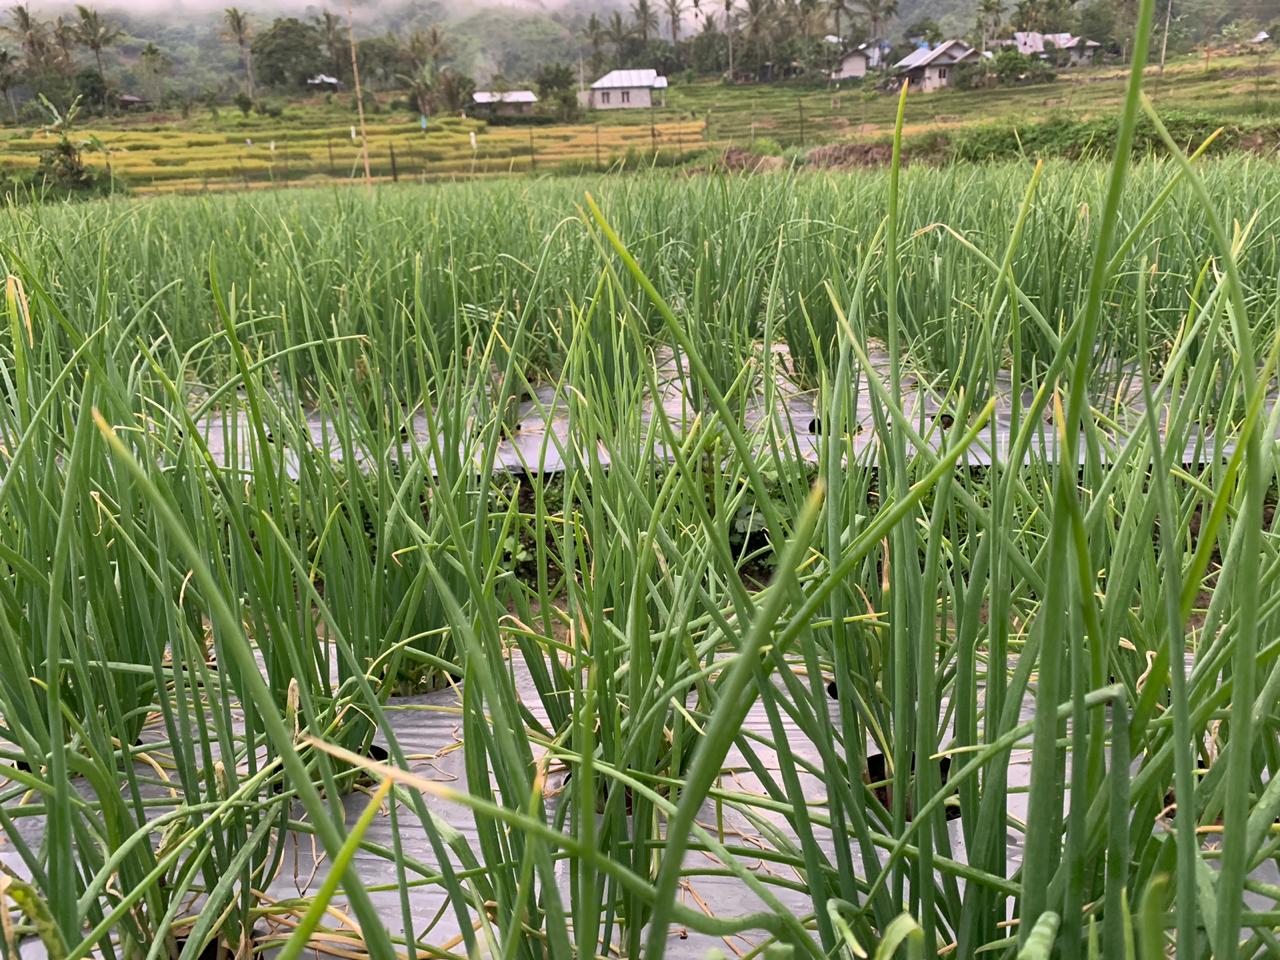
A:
[[4, 35, 1280, 960]]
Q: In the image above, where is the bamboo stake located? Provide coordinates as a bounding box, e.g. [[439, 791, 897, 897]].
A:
[[346, 1, 372, 186]]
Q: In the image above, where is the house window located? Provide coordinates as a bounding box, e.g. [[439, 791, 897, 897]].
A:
[[938, 68, 948, 79], [601, 91, 611, 104], [621, 90, 631, 104]]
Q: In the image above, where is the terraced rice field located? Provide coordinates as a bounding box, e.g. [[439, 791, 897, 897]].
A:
[[4, 36, 1280, 960], [0, 115, 708, 193]]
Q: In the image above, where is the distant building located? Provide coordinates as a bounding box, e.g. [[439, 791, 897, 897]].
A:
[[307, 74, 343, 92], [1251, 30, 1272, 44], [996, 32, 1100, 66], [116, 94, 151, 111], [831, 39, 890, 79], [583, 69, 667, 110], [862, 41, 891, 70], [832, 49, 870, 81], [893, 40, 978, 92], [472, 90, 539, 117]]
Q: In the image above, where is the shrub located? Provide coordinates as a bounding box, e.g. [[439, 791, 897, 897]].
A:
[[750, 136, 785, 156], [994, 49, 1056, 85], [254, 99, 286, 119], [953, 60, 995, 90]]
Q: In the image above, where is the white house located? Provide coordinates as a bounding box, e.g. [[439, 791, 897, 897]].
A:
[[832, 49, 869, 80], [893, 40, 978, 93], [583, 69, 668, 110], [1000, 32, 1101, 66], [861, 41, 890, 70], [473, 90, 539, 117], [831, 40, 889, 80]]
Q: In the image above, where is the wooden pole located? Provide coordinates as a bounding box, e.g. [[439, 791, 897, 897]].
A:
[[1158, 0, 1173, 75], [346, 2, 372, 186]]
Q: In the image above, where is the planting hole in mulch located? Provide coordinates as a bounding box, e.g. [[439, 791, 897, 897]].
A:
[[864, 751, 960, 821]]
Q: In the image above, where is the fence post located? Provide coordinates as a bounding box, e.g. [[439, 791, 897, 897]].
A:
[[327, 138, 335, 177], [390, 143, 399, 182], [798, 99, 805, 145], [529, 127, 536, 172], [650, 101, 657, 155], [595, 124, 601, 167]]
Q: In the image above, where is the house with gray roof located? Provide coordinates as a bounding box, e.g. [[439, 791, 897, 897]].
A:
[[997, 32, 1101, 66], [583, 69, 668, 110], [473, 90, 539, 117], [893, 40, 978, 92]]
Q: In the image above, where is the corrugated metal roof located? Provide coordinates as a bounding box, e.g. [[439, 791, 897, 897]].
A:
[[473, 90, 539, 104], [1008, 32, 1099, 54], [591, 69, 667, 90], [893, 39, 974, 71], [894, 46, 934, 70]]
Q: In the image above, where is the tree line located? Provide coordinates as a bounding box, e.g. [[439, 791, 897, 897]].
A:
[[0, 0, 1272, 125]]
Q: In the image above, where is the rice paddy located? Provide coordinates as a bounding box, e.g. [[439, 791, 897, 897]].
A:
[[5, 18, 1280, 958], [0, 114, 708, 193]]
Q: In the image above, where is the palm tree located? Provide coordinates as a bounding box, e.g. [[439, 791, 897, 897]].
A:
[[398, 61, 434, 116], [222, 7, 255, 99], [585, 13, 607, 73], [407, 25, 450, 72], [138, 41, 169, 102], [853, 0, 897, 46], [723, 0, 738, 77], [632, 0, 659, 44], [0, 48, 18, 122], [72, 5, 122, 94], [829, 0, 850, 42], [792, 0, 824, 46], [315, 10, 345, 79], [5, 5, 49, 74], [978, 0, 1003, 52], [740, 0, 775, 62], [664, 0, 685, 44], [51, 15, 76, 71], [606, 11, 631, 59]]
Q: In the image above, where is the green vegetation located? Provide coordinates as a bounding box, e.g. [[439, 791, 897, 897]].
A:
[[0, 0, 1276, 195], [5, 3, 1280, 956], [1, 51, 1277, 195], [6, 72, 1280, 955]]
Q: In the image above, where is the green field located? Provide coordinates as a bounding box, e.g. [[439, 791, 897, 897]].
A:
[[675, 53, 1280, 145], [5, 129, 1280, 956], [6, 17, 1280, 957], [0, 51, 1277, 194]]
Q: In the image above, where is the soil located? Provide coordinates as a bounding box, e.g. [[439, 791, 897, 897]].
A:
[[805, 141, 899, 169], [716, 148, 787, 173]]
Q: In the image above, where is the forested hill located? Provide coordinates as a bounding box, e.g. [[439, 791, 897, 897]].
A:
[[6, 0, 1274, 102]]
